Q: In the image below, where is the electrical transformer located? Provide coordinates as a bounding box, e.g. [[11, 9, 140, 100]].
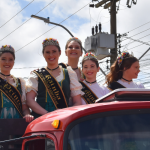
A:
[[84, 33, 115, 60]]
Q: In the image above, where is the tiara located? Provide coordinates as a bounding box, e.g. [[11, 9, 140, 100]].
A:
[[117, 51, 129, 67], [83, 52, 97, 59], [67, 37, 82, 44], [0, 45, 15, 53], [42, 38, 60, 48]]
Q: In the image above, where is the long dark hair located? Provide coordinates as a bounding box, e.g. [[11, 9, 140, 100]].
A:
[[106, 54, 138, 85]]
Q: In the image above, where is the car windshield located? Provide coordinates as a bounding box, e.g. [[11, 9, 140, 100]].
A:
[[67, 110, 150, 150]]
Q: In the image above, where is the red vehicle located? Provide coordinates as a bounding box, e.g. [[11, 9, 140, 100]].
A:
[[1, 89, 150, 150]]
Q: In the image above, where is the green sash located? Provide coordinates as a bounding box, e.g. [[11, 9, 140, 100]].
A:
[[80, 81, 98, 104], [0, 77, 23, 117], [108, 81, 126, 91], [34, 68, 68, 109]]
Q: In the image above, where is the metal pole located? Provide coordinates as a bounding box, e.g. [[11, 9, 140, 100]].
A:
[[31, 15, 86, 52], [139, 47, 150, 60], [110, 0, 117, 66]]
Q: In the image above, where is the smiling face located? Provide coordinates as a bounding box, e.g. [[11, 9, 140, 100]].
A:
[[65, 41, 82, 59], [123, 61, 140, 79], [0, 52, 15, 74], [43, 45, 61, 66], [82, 60, 100, 81]]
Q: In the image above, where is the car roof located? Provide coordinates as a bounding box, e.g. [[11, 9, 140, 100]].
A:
[[24, 99, 150, 136], [96, 88, 150, 102]]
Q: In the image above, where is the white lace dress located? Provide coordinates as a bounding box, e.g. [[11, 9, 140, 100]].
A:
[[81, 80, 110, 105]]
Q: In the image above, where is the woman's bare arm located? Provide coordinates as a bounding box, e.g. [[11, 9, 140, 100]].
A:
[[26, 90, 48, 115]]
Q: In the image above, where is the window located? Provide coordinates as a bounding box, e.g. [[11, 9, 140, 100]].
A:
[[25, 138, 55, 150], [65, 109, 150, 150]]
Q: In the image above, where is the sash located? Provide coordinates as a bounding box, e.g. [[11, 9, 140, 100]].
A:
[[34, 68, 68, 109], [108, 81, 126, 91], [80, 81, 98, 104], [0, 77, 23, 117]]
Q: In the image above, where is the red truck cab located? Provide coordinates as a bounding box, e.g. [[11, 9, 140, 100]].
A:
[[22, 89, 150, 150]]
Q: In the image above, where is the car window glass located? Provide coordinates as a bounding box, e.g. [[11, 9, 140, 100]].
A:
[[67, 112, 150, 150]]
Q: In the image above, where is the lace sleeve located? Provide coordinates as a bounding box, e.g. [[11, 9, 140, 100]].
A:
[[67, 66, 84, 97], [26, 71, 38, 94]]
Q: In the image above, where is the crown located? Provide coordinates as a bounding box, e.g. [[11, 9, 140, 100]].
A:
[[42, 38, 60, 48], [83, 52, 97, 59], [117, 51, 130, 67], [0, 45, 15, 53], [67, 37, 82, 43]]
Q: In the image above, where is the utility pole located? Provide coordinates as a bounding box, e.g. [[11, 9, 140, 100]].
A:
[[110, 0, 117, 65], [90, 0, 138, 66], [94, 0, 118, 66]]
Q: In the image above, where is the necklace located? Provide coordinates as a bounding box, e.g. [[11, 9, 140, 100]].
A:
[[85, 80, 96, 86], [47, 66, 59, 71], [0, 73, 11, 82], [122, 77, 132, 83], [72, 67, 78, 70], [67, 64, 78, 70]]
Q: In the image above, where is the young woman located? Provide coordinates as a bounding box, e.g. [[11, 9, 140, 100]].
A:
[[26, 38, 83, 118], [0, 45, 33, 122], [106, 51, 145, 90], [80, 52, 109, 104], [60, 37, 84, 80]]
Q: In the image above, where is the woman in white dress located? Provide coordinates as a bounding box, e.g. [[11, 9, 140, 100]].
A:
[[106, 51, 145, 91], [80, 52, 109, 105], [60, 37, 84, 81], [0, 45, 33, 122], [26, 38, 83, 118]]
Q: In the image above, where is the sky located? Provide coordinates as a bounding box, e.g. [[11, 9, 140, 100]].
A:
[[0, 0, 150, 87]]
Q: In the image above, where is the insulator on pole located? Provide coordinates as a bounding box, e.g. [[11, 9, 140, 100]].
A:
[[99, 23, 101, 32], [95, 24, 98, 34], [92, 27, 94, 35]]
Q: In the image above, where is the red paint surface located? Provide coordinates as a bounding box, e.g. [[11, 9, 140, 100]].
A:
[[22, 101, 150, 150], [24, 101, 150, 135]]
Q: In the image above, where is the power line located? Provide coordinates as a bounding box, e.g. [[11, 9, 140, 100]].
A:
[[123, 37, 150, 47], [0, 0, 35, 29], [125, 40, 150, 51], [121, 33, 150, 48], [16, 1, 91, 52], [89, 7, 92, 29], [0, 0, 55, 42], [121, 27, 150, 43], [124, 20, 150, 34]]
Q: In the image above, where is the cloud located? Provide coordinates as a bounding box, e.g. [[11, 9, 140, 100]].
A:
[[0, 0, 150, 87]]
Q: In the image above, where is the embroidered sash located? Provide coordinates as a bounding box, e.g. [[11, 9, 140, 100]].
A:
[[0, 77, 23, 117], [108, 81, 126, 91], [80, 81, 98, 104], [34, 68, 68, 109]]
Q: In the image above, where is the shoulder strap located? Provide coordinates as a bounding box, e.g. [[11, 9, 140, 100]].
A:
[[108, 81, 126, 91], [80, 81, 98, 104], [34, 68, 68, 109], [59, 63, 67, 68]]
